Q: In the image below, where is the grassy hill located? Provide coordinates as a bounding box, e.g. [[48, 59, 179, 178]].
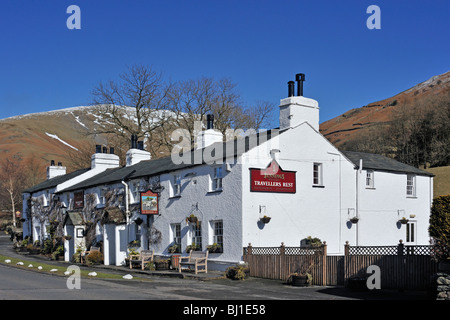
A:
[[425, 166, 450, 198]]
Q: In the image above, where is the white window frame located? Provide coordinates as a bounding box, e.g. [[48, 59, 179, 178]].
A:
[[366, 170, 375, 188], [170, 223, 182, 252], [211, 220, 224, 252], [211, 166, 223, 191], [190, 222, 202, 250], [406, 221, 416, 244], [172, 174, 181, 197], [406, 174, 416, 197], [313, 163, 323, 186]]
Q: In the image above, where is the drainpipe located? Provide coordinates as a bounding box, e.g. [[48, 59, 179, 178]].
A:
[[121, 170, 136, 257], [356, 159, 363, 246]]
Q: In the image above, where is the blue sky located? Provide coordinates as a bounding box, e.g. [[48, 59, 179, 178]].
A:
[[0, 0, 448, 128]]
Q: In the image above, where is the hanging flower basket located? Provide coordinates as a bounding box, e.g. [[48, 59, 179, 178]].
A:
[[349, 217, 359, 224], [259, 216, 271, 224], [399, 217, 409, 224], [186, 214, 199, 226]]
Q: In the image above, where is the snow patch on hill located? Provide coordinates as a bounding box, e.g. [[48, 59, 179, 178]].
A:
[[45, 132, 79, 151]]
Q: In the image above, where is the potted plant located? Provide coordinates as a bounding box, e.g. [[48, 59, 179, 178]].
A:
[[207, 243, 222, 253], [399, 217, 409, 224], [349, 216, 359, 224], [154, 258, 170, 270], [185, 242, 201, 252], [168, 243, 181, 254], [259, 216, 271, 224], [186, 214, 198, 224]]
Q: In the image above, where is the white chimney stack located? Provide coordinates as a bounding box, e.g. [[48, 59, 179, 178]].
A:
[[126, 134, 151, 166], [47, 160, 66, 180], [91, 145, 120, 170], [195, 114, 223, 149], [279, 74, 319, 131]]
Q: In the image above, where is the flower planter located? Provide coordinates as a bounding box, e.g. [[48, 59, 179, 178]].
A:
[[399, 218, 409, 225], [259, 216, 271, 224], [349, 217, 359, 224], [291, 275, 310, 287], [155, 261, 169, 270]]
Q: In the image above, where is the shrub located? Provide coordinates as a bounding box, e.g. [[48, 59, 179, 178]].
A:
[[225, 265, 249, 280], [429, 195, 450, 261], [86, 251, 104, 265]]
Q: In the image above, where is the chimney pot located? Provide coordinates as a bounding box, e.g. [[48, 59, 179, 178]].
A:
[[51, 160, 55, 166], [58, 162, 62, 166], [295, 73, 305, 96], [102, 146, 107, 153], [288, 81, 295, 97], [206, 114, 214, 130], [131, 134, 138, 149], [137, 141, 144, 150], [96, 145, 102, 153], [110, 147, 114, 155]]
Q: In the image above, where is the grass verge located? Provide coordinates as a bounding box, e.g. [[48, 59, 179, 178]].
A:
[[0, 254, 147, 281]]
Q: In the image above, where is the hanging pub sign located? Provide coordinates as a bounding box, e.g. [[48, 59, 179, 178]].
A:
[[250, 160, 296, 193], [73, 191, 84, 209], [140, 190, 159, 215]]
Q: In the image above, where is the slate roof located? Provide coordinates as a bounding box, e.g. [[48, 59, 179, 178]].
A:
[[342, 151, 434, 177], [23, 167, 90, 194], [58, 129, 280, 193]]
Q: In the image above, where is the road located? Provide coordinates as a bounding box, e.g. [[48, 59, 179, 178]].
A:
[[0, 235, 432, 303]]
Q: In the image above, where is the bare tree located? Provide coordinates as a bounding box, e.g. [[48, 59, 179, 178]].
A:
[[91, 64, 173, 158], [0, 156, 27, 227]]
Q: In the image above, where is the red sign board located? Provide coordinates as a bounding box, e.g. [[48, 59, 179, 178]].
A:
[[140, 190, 159, 215], [250, 160, 296, 193], [73, 191, 84, 209]]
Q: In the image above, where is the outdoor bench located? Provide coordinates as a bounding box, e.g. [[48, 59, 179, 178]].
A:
[[179, 250, 208, 274], [129, 249, 154, 270]]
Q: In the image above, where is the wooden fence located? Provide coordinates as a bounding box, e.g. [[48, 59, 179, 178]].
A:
[[243, 241, 439, 290]]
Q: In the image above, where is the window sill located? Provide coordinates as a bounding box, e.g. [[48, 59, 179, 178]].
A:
[[406, 196, 417, 199], [312, 185, 325, 188], [365, 187, 376, 190], [207, 189, 223, 194]]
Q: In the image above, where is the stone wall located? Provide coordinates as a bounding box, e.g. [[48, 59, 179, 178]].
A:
[[431, 273, 450, 300]]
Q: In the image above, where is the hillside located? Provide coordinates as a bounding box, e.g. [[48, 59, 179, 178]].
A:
[[319, 70, 450, 149], [0, 106, 115, 179]]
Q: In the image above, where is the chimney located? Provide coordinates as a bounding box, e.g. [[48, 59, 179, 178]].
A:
[[195, 114, 223, 150], [91, 144, 120, 170], [279, 73, 319, 131], [47, 160, 66, 180], [126, 134, 151, 166]]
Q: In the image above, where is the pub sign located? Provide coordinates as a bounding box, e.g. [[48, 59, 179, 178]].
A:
[[140, 190, 159, 215], [250, 160, 296, 193]]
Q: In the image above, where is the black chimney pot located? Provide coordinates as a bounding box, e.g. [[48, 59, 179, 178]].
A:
[[58, 162, 62, 166], [131, 134, 138, 149], [206, 114, 214, 130], [137, 141, 144, 150], [102, 146, 107, 153], [295, 73, 305, 96], [288, 81, 295, 97], [96, 145, 102, 153], [110, 147, 114, 155], [51, 160, 55, 166]]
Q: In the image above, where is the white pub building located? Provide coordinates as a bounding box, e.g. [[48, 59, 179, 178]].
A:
[[22, 75, 434, 270]]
